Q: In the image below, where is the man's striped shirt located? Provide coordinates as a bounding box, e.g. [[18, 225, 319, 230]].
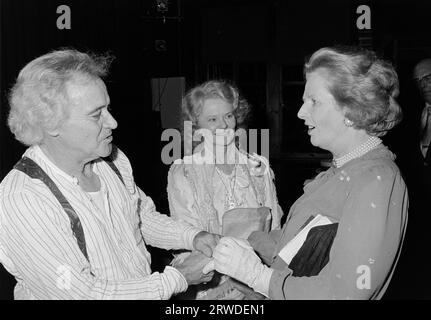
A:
[[0, 145, 201, 299]]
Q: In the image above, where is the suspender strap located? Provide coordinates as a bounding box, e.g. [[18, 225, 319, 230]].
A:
[[103, 145, 125, 186], [104, 158, 125, 186], [14, 151, 126, 263], [14, 157, 90, 262]]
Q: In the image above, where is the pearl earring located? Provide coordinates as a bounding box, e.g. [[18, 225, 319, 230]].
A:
[[344, 118, 354, 127]]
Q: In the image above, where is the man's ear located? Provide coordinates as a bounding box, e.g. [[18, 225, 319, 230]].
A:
[[45, 128, 60, 137]]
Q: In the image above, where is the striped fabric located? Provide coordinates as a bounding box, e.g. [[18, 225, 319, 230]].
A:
[[0, 145, 202, 299]]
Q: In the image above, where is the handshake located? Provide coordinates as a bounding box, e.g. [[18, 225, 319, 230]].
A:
[[173, 231, 272, 297]]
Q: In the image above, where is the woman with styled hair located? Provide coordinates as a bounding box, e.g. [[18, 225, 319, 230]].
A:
[[205, 46, 409, 300], [167, 80, 283, 299]]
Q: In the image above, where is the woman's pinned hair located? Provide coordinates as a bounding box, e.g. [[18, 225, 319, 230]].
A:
[[304, 46, 402, 137]]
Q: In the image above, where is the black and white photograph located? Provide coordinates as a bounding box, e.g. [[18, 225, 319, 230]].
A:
[[0, 0, 430, 307]]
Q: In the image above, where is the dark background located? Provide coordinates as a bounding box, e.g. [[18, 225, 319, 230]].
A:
[[1, 0, 430, 299]]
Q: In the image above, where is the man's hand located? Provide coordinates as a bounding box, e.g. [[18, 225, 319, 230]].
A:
[[174, 251, 215, 286], [193, 231, 221, 257]]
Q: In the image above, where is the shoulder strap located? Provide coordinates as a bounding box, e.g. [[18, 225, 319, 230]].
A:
[[14, 157, 90, 262], [104, 159, 125, 186], [103, 146, 125, 186]]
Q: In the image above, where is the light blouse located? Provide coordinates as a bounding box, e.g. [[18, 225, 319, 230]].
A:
[[167, 144, 283, 235]]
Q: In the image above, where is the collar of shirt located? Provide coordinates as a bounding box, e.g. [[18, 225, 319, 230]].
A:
[[29, 145, 92, 186]]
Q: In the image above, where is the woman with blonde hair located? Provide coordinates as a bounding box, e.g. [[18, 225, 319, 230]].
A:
[[168, 80, 283, 299]]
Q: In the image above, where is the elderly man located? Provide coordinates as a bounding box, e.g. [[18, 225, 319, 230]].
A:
[[414, 59, 431, 164], [0, 49, 218, 299]]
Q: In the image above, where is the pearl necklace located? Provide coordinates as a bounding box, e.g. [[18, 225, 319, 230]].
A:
[[333, 136, 382, 168]]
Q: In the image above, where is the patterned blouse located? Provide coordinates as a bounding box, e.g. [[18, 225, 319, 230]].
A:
[[249, 145, 408, 300], [167, 144, 283, 235]]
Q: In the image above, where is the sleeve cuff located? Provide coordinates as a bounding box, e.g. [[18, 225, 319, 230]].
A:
[[252, 266, 273, 298], [181, 224, 202, 251], [161, 266, 188, 299], [268, 268, 293, 300]]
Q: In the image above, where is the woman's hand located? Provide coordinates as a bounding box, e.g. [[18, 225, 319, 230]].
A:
[[174, 251, 215, 285], [204, 237, 273, 296]]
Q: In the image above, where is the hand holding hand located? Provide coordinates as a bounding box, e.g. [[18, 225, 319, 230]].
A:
[[204, 237, 272, 296], [174, 251, 215, 286], [193, 231, 221, 257], [202, 237, 253, 274]]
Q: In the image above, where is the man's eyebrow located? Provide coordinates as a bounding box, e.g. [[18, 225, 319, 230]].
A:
[[87, 105, 106, 115]]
